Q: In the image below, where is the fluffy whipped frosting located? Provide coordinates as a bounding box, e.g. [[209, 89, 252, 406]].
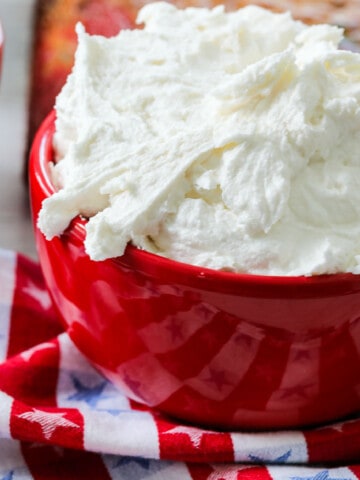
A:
[[38, 2, 360, 276]]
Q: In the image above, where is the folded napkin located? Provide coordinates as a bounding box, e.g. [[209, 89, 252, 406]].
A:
[[0, 248, 359, 479]]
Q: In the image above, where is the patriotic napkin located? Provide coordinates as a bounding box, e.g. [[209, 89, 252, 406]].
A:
[[0, 247, 360, 479]]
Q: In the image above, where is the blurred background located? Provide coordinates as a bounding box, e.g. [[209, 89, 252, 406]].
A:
[[0, 0, 36, 258]]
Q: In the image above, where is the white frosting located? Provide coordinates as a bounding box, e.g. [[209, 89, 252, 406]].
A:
[[38, 2, 360, 276]]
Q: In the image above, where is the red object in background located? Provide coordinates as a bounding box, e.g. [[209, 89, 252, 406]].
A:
[[29, 111, 360, 431], [27, 0, 135, 159]]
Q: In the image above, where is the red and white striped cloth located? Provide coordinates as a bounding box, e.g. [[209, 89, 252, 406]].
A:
[[0, 248, 360, 479]]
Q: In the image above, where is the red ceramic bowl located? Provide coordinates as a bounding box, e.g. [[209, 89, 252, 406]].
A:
[[29, 111, 360, 431]]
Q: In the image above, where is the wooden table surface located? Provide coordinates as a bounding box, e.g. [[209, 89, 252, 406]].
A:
[[0, 0, 37, 259]]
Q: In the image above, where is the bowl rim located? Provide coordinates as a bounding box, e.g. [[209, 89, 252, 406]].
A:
[[31, 109, 360, 290]]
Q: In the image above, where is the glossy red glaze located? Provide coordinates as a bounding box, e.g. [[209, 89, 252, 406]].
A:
[[29, 111, 360, 430]]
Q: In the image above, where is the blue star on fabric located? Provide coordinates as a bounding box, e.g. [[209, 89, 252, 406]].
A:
[[291, 470, 352, 480], [110, 456, 170, 479], [67, 374, 110, 408], [249, 449, 292, 464], [97, 408, 124, 416], [112, 456, 151, 470], [1, 471, 14, 480]]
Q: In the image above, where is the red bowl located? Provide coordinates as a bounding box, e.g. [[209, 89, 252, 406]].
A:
[[29, 111, 360, 430]]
